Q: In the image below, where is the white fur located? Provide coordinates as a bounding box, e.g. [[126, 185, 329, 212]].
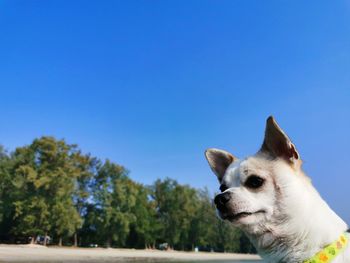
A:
[[220, 156, 349, 262]]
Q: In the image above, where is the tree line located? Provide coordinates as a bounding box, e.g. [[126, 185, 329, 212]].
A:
[[0, 136, 255, 253]]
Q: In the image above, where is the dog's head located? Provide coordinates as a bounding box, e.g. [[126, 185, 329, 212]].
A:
[[205, 116, 307, 231]]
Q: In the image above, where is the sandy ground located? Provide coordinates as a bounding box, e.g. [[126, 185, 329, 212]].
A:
[[0, 244, 261, 262]]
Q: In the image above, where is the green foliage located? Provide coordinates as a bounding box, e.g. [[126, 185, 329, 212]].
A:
[[151, 178, 200, 250], [0, 146, 13, 239], [127, 183, 159, 248], [91, 160, 137, 247], [0, 138, 256, 253], [7, 137, 84, 243]]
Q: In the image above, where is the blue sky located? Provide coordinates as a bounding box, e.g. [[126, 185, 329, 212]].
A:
[[0, 1, 350, 223]]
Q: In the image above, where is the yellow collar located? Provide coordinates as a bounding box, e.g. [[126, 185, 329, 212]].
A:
[[304, 233, 348, 263]]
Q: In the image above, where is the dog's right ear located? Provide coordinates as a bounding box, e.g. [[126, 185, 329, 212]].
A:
[[205, 148, 235, 182], [260, 116, 300, 165]]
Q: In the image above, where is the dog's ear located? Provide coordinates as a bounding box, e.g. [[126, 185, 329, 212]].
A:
[[260, 116, 300, 164], [205, 148, 235, 181]]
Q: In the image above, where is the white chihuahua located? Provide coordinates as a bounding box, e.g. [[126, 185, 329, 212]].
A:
[[205, 116, 349, 263]]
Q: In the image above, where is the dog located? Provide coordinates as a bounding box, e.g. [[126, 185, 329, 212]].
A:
[[205, 116, 349, 262]]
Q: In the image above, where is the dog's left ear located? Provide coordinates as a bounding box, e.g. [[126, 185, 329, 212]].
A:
[[260, 116, 300, 165]]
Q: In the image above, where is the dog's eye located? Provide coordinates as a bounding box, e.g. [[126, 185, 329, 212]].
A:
[[245, 175, 264, 189], [220, 185, 228, 192]]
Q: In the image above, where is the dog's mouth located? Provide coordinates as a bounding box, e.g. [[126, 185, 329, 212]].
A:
[[223, 210, 265, 221]]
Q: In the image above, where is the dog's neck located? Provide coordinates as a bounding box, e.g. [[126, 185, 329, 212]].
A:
[[243, 169, 348, 263]]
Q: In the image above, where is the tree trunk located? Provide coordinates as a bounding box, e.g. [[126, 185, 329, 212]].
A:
[[30, 236, 35, 244], [74, 233, 78, 247], [106, 237, 111, 248], [58, 237, 62, 246], [43, 232, 48, 246]]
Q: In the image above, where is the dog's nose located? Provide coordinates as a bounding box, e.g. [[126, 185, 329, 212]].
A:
[[214, 192, 231, 210]]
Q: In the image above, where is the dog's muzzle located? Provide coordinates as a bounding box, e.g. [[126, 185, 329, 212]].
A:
[[214, 192, 231, 212]]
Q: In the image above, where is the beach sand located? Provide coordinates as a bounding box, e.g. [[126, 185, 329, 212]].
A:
[[0, 244, 261, 262]]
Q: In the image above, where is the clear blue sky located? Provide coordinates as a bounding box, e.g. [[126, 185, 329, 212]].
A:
[[0, 1, 349, 223]]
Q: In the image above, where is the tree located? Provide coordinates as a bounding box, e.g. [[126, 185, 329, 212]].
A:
[[214, 219, 241, 252], [71, 152, 99, 246], [92, 160, 137, 247], [11, 145, 50, 243], [127, 183, 159, 249], [11, 137, 83, 245], [151, 178, 199, 250], [0, 146, 14, 241], [188, 188, 218, 250]]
